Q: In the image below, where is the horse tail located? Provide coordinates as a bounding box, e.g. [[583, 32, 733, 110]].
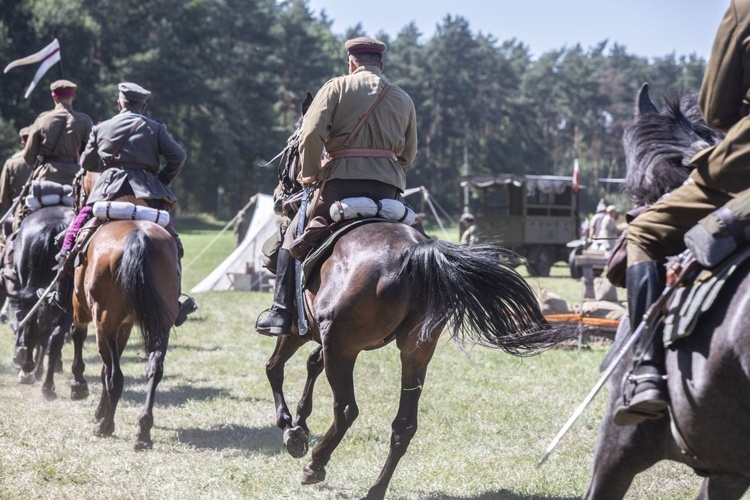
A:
[[118, 230, 171, 352], [401, 240, 576, 355]]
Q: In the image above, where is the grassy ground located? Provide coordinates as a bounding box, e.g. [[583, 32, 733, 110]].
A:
[[0, 218, 703, 499]]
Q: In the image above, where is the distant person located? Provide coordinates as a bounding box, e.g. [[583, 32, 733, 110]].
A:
[[459, 213, 479, 246], [0, 126, 32, 212], [588, 199, 607, 245], [596, 205, 621, 252]]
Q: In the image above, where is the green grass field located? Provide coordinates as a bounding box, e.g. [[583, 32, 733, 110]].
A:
[[0, 218, 703, 499]]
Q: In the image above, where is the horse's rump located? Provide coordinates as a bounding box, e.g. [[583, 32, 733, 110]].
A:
[[76, 220, 178, 345]]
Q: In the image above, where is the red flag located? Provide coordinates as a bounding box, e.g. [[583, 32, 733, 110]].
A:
[[572, 158, 580, 195]]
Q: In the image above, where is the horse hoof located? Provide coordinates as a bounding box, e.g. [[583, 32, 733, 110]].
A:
[[301, 463, 326, 485], [42, 386, 57, 401], [93, 422, 114, 437], [283, 426, 309, 458], [134, 440, 153, 451], [70, 381, 89, 400], [18, 371, 35, 385]]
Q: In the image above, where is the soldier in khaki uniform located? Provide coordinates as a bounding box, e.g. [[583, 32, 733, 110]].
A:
[[256, 36, 418, 336], [0, 126, 32, 211], [616, 0, 750, 426], [23, 80, 92, 186], [459, 213, 479, 246], [44, 82, 196, 326]]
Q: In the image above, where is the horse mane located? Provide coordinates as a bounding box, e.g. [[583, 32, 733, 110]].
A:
[[622, 83, 725, 206]]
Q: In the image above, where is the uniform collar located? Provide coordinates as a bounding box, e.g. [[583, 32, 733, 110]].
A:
[[55, 102, 73, 112], [351, 65, 384, 78]]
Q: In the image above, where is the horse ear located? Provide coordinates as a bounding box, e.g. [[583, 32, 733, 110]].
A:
[[636, 82, 659, 116], [301, 92, 314, 116]]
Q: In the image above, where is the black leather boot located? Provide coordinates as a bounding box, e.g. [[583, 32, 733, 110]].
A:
[[255, 248, 295, 336], [174, 295, 198, 327], [614, 261, 668, 426]]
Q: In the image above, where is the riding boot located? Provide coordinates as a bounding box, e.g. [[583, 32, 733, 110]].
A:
[[38, 249, 74, 319], [255, 248, 295, 336], [614, 261, 668, 426], [173, 250, 198, 327]]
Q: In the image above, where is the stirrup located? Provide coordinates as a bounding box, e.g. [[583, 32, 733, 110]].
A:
[[255, 308, 293, 337]]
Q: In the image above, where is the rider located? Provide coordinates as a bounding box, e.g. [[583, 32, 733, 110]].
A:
[[42, 82, 197, 327], [255, 36, 418, 336], [2, 80, 92, 287], [459, 213, 479, 246], [0, 126, 32, 212], [615, 0, 750, 425]]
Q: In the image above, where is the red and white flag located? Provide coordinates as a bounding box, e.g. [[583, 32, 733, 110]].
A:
[[572, 158, 580, 194], [3, 39, 61, 99]]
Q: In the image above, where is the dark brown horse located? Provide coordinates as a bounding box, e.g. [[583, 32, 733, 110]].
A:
[[68, 172, 179, 450], [585, 84, 750, 498], [10, 204, 74, 397], [265, 104, 574, 499]]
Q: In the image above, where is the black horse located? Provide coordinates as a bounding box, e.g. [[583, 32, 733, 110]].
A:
[[264, 98, 576, 499], [584, 84, 750, 498], [9, 204, 74, 399]]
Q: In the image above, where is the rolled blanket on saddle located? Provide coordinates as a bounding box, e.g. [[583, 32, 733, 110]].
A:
[[91, 201, 170, 227], [685, 193, 750, 268], [24, 181, 75, 210], [330, 197, 416, 225]]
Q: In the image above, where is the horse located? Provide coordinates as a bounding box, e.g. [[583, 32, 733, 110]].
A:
[[584, 83, 750, 498], [264, 101, 575, 499], [67, 171, 180, 450], [8, 204, 74, 398]]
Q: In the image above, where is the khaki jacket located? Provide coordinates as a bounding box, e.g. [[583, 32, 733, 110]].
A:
[[0, 151, 32, 209], [81, 109, 186, 206], [23, 102, 93, 185], [299, 66, 417, 191]]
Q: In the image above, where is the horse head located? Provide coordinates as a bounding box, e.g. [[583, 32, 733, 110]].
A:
[[623, 82, 725, 206]]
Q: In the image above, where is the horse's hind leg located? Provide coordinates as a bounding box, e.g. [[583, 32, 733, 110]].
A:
[[302, 345, 359, 486], [93, 334, 123, 437], [286, 344, 324, 458], [41, 316, 70, 400], [698, 475, 750, 500], [70, 323, 89, 400], [265, 334, 312, 458], [135, 332, 168, 451], [365, 333, 439, 500]]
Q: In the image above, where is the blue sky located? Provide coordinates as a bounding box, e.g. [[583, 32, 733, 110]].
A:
[[306, 0, 728, 60]]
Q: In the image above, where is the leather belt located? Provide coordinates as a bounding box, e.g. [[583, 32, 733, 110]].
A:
[[38, 154, 77, 164], [109, 162, 157, 174], [327, 148, 397, 161]]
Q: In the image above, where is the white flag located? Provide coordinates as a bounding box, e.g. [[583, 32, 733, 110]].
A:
[[3, 39, 61, 99]]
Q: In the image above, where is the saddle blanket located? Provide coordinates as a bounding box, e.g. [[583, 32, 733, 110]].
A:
[[24, 181, 74, 210], [91, 201, 170, 227], [663, 245, 750, 346]]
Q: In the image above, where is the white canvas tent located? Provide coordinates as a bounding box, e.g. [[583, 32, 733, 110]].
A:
[[190, 193, 282, 292]]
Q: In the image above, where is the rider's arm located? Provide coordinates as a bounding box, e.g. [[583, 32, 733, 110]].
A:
[[156, 123, 186, 185], [698, 1, 750, 132], [299, 81, 337, 185]]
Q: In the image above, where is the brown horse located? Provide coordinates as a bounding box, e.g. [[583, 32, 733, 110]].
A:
[[264, 105, 574, 499], [68, 172, 180, 450]]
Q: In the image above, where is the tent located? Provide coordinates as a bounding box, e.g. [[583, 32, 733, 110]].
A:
[[190, 193, 282, 292]]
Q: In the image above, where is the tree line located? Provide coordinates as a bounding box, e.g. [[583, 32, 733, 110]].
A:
[[0, 0, 707, 218]]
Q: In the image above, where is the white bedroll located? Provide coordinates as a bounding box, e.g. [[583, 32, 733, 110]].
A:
[[330, 197, 416, 225], [92, 201, 170, 227]]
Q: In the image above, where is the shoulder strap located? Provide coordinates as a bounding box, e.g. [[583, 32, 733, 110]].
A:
[[106, 117, 145, 166], [343, 83, 392, 148]]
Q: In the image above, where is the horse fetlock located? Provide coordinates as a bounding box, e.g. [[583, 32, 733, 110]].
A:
[[301, 462, 326, 485], [93, 420, 115, 437]]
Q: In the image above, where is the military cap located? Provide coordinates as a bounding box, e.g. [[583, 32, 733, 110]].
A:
[[19, 126, 30, 138], [50, 79, 77, 94], [118, 82, 151, 103], [345, 37, 387, 55]]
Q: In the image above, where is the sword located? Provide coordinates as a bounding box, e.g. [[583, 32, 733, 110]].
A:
[[295, 186, 309, 335], [536, 260, 697, 467], [14, 267, 65, 333]]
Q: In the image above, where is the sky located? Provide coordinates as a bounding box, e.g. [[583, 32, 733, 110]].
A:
[[305, 0, 729, 60]]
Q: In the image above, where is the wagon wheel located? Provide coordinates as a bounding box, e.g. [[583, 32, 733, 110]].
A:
[[569, 246, 583, 279], [526, 245, 554, 277]]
